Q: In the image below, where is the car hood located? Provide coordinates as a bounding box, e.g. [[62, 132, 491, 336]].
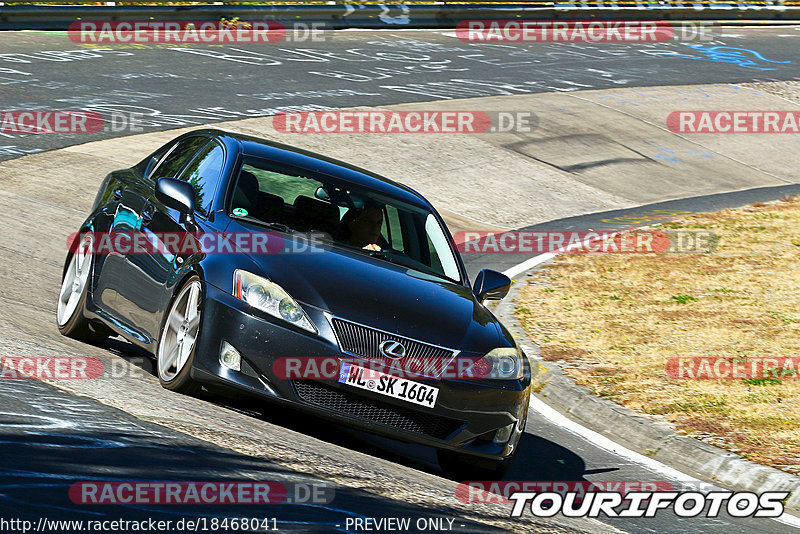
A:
[[242, 240, 503, 353]]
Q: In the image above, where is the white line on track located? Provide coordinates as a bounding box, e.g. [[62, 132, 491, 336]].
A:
[[503, 250, 560, 279], [506, 241, 800, 528], [502, 228, 634, 279], [529, 396, 800, 528]]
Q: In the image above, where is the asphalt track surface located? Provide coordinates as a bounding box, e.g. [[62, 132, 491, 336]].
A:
[[0, 379, 508, 533], [2, 27, 800, 158], [1, 28, 800, 533]]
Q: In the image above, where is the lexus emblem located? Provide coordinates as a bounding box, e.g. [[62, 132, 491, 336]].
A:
[[379, 340, 406, 359]]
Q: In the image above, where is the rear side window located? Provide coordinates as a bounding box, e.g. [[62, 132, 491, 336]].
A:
[[152, 136, 208, 180], [176, 141, 225, 216]]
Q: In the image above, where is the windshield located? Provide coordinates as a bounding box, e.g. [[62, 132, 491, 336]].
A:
[[229, 157, 462, 283]]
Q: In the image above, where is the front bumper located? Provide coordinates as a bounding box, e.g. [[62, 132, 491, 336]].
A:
[[191, 282, 530, 460]]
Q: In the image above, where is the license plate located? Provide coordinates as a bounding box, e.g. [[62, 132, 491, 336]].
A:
[[338, 362, 439, 409]]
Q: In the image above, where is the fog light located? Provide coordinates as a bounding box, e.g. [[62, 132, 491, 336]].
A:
[[220, 341, 241, 371], [493, 423, 515, 444]]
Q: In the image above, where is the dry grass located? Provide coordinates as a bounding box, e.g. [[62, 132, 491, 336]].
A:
[[517, 196, 800, 474]]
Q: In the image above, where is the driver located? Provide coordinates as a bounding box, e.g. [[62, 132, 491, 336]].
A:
[[345, 205, 384, 251]]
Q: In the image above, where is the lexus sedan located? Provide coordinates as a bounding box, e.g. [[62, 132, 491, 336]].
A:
[[57, 129, 530, 477]]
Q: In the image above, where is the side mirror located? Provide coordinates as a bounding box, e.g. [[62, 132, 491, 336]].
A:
[[474, 269, 511, 302], [315, 186, 330, 201], [155, 177, 195, 224]]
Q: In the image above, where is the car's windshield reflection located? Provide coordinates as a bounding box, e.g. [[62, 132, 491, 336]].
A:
[[229, 157, 462, 284]]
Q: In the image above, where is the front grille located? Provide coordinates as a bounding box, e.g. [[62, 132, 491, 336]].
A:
[[330, 317, 458, 378], [293, 381, 463, 440]]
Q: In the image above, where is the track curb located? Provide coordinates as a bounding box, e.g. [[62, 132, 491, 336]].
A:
[[493, 251, 800, 514]]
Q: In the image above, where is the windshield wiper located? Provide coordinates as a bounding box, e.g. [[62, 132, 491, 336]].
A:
[[261, 221, 297, 234], [367, 250, 420, 271], [234, 216, 299, 235], [366, 249, 460, 284]]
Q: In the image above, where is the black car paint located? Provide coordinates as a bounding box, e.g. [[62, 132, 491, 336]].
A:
[[75, 129, 530, 462]]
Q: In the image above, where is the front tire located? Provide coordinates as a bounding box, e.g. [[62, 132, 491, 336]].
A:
[[156, 276, 203, 394], [437, 449, 515, 481], [57, 232, 108, 343]]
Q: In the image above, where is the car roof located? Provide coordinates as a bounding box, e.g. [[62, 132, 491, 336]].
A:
[[190, 128, 433, 209]]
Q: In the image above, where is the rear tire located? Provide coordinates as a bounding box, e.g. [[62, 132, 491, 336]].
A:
[[156, 276, 203, 394], [57, 233, 109, 343], [437, 449, 515, 481]]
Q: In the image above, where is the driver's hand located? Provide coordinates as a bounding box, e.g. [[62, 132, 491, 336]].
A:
[[362, 243, 382, 252]]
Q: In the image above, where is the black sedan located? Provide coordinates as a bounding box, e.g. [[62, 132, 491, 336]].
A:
[[57, 129, 531, 478]]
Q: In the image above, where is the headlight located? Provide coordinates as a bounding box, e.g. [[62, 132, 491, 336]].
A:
[[477, 347, 524, 380], [233, 270, 316, 333]]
